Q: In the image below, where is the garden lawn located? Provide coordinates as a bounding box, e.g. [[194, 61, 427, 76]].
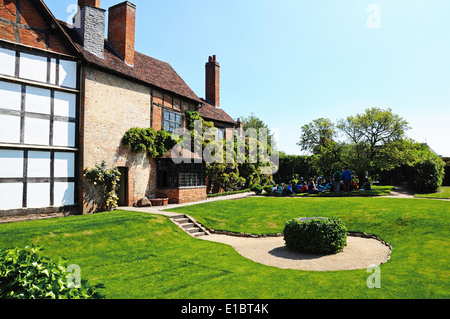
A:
[[415, 187, 450, 199], [293, 185, 394, 197], [0, 197, 449, 299]]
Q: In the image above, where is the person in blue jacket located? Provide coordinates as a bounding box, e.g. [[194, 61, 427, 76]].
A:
[[342, 169, 352, 192]]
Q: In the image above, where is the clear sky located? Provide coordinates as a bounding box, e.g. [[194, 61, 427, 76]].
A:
[[45, 0, 450, 157]]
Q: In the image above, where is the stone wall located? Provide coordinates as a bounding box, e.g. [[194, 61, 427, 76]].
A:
[[81, 67, 154, 213]]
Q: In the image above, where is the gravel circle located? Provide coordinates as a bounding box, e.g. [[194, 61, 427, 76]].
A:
[[203, 234, 391, 271]]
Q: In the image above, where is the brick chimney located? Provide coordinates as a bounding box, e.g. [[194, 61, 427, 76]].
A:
[[78, 0, 101, 10], [205, 55, 220, 107], [108, 1, 136, 66], [74, 0, 105, 58]]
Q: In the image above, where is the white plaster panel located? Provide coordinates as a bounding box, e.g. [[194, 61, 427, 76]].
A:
[[59, 60, 77, 89], [54, 152, 75, 178], [0, 183, 23, 210], [53, 121, 75, 147], [27, 151, 51, 178], [24, 117, 50, 145], [0, 81, 22, 111], [49, 58, 57, 85], [0, 150, 23, 178], [0, 48, 16, 77], [25, 86, 51, 115], [27, 182, 50, 208], [54, 182, 75, 206], [19, 53, 48, 83], [0, 114, 21, 143], [54, 91, 76, 118]]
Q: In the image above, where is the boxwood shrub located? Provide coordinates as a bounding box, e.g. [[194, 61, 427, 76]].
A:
[[283, 217, 347, 254]]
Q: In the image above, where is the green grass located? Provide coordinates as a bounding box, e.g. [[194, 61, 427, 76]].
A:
[[0, 197, 449, 299], [291, 185, 395, 197], [415, 186, 450, 199]]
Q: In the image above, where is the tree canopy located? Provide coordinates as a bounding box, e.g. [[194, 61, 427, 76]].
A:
[[297, 107, 445, 191]]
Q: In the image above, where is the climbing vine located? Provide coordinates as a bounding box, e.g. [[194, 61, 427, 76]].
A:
[[121, 127, 177, 158], [83, 161, 121, 211]]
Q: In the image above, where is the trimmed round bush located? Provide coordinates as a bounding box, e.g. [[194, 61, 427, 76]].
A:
[[283, 217, 347, 254]]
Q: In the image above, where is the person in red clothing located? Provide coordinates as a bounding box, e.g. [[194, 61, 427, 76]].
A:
[[300, 181, 309, 193]]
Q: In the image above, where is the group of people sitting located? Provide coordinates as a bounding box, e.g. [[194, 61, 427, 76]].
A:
[[272, 169, 372, 196]]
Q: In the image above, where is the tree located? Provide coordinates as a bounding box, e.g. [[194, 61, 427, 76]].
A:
[[241, 113, 275, 149], [406, 143, 445, 193], [337, 107, 410, 184], [338, 107, 410, 161], [297, 118, 336, 155]]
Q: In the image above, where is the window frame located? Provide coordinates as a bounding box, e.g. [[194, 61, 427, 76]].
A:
[[163, 109, 183, 134], [157, 159, 206, 189]]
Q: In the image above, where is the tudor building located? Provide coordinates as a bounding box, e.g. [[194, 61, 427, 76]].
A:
[[0, 0, 80, 214], [0, 0, 241, 216]]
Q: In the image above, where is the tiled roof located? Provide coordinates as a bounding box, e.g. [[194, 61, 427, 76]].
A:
[[60, 21, 201, 103], [160, 146, 203, 160], [198, 99, 236, 125]]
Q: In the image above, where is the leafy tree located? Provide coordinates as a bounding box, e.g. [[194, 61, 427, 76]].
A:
[[338, 107, 410, 161], [186, 111, 273, 192], [337, 107, 410, 184], [297, 118, 336, 154], [298, 108, 414, 185], [406, 143, 445, 193], [241, 113, 275, 149]]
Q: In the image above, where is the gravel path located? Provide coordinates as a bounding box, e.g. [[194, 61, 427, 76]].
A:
[[202, 234, 391, 271]]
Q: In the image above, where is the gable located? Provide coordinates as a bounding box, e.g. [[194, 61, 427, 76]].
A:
[[0, 0, 76, 55]]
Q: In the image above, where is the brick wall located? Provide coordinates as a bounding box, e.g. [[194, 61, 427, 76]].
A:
[[157, 187, 207, 204], [0, 0, 71, 55]]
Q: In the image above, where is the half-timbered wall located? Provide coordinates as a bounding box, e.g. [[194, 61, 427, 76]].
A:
[[0, 43, 79, 212]]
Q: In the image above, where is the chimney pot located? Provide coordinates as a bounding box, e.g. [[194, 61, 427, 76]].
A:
[[108, 1, 136, 66]]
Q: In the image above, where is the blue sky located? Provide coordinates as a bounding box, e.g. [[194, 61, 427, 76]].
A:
[[46, 0, 450, 156]]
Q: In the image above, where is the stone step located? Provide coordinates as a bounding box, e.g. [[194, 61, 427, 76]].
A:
[[185, 227, 201, 233], [191, 231, 207, 237], [170, 215, 210, 238]]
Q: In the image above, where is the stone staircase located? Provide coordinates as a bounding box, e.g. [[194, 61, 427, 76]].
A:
[[170, 214, 210, 238]]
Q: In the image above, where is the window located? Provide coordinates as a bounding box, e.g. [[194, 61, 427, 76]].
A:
[[0, 47, 77, 89], [0, 46, 78, 211], [163, 110, 183, 133], [0, 83, 77, 148], [0, 150, 76, 210], [215, 127, 225, 141], [157, 159, 205, 188]]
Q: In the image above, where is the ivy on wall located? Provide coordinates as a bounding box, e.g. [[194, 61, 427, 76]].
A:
[[121, 127, 177, 158]]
